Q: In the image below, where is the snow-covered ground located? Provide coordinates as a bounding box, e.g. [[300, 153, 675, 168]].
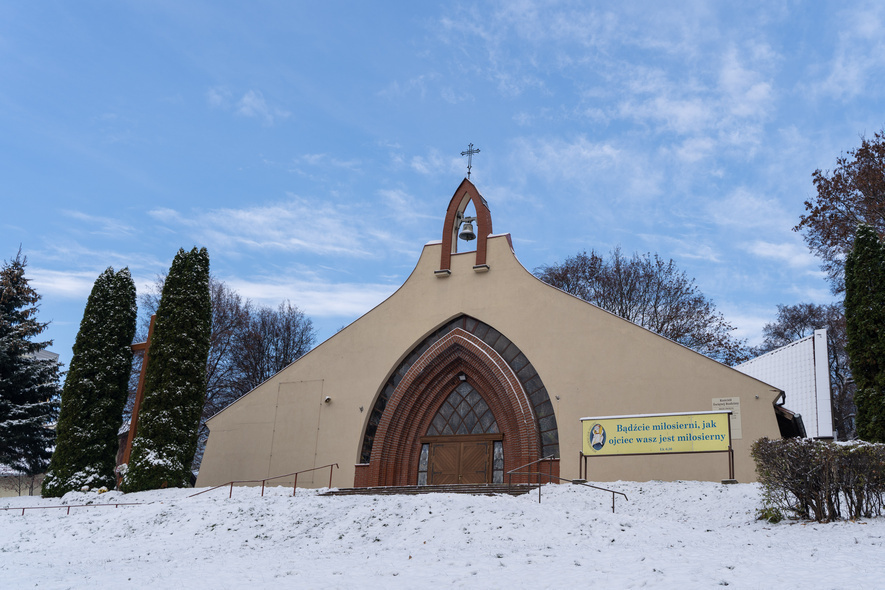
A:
[[1, 481, 882, 589]]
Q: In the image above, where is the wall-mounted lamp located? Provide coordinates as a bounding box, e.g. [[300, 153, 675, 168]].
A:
[[324, 396, 332, 404]]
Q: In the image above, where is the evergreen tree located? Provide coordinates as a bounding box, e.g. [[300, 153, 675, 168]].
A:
[[0, 250, 60, 476], [122, 248, 211, 491], [42, 268, 137, 496], [845, 225, 885, 442]]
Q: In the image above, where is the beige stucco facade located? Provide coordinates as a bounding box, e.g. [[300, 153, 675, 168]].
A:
[[197, 188, 782, 489]]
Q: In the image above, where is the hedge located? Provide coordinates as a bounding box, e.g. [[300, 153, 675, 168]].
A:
[[751, 437, 885, 522]]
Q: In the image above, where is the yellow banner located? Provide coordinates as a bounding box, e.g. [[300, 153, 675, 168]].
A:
[[582, 412, 731, 456]]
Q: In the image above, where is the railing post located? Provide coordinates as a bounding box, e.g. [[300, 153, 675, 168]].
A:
[[293, 473, 298, 496], [261, 480, 266, 497], [729, 448, 734, 480], [229, 482, 234, 498], [328, 464, 334, 489]]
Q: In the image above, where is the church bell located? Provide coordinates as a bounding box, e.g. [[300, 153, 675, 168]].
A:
[[459, 219, 476, 241]]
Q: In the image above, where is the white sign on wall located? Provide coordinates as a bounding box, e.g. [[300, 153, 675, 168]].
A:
[[712, 397, 741, 439]]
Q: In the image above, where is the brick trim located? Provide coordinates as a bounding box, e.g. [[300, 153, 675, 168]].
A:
[[359, 315, 559, 466], [364, 329, 540, 486], [439, 178, 493, 272]]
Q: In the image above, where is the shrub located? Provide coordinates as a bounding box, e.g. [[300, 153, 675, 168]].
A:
[[751, 438, 885, 522]]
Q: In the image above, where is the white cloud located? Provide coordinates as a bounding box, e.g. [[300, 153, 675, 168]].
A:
[[62, 211, 136, 237], [508, 135, 662, 201], [237, 90, 290, 125], [708, 188, 793, 232], [206, 87, 290, 125], [206, 86, 232, 108], [635, 233, 721, 264], [673, 136, 716, 163], [619, 95, 714, 136], [294, 153, 362, 171], [146, 208, 183, 224], [225, 276, 397, 318], [743, 240, 818, 269], [819, 3, 885, 99], [716, 304, 772, 346], [377, 188, 436, 225], [29, 241, 167, 278], [148, 197, 378, 258], [612, 44, 775, 157], [377, 74, 436, 100], [718, 47, 773, 119], [409, 149, 458, 176], [27, 268, 101, 298]]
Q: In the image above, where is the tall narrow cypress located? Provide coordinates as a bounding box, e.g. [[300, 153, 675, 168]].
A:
[[122, 248, 211, 491], [43, 268, 137, 496], [845, 225, 885, 442]]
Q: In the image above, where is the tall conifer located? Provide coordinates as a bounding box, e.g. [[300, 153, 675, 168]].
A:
[[122, 248, 211, 491], [0, 250, 59, 476], [42, 268, 137, 496], [845, 225, 885, 442]]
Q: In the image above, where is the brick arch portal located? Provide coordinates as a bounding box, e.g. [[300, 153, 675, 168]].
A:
[[360, 323, 557, 487]]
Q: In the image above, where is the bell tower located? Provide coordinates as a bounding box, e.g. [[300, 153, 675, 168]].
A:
[[437, 178, 494, 275]]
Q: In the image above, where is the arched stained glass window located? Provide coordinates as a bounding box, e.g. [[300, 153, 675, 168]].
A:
[[427, 381, 499, 436]]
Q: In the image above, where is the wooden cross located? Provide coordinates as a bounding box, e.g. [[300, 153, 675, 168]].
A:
[[117, 314, 156, 486], [460, 143, 480, 179]]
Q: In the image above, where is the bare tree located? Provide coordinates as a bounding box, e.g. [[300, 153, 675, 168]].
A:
[[132, 276, 315, 469], [135, 276, 250, 415], [231, 300, 315, 398], [795, 129, 885, 293], [1, 471, 44, 496], [535, 248, 750, 365], [751, 303, 855, 440]]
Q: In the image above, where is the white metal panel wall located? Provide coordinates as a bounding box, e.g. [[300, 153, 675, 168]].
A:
[[812, 330, 833, 438], [735, 330, 833, 438]]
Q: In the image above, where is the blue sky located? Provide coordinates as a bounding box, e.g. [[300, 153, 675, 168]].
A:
[[2, 1, 884, 368]]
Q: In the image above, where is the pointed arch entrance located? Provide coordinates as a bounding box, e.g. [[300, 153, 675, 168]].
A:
[[418, 380, 504, 485], [356, 316, 559, 487]]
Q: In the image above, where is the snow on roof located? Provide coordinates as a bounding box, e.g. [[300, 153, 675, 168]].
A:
[[0, 463, 20, 476], [33, 350, 59, 362]]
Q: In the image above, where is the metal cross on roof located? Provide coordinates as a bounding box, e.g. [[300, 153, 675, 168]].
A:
[[460, 143, 481, 179]]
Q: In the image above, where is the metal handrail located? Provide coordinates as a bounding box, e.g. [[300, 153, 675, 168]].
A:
[[188, 463, 339, 498], [507, 455, 557, 478], [513, 471, 628, 512], [506, 456, 627, 511], [506, 455, 557, 493], [1, 502, 142, 516]]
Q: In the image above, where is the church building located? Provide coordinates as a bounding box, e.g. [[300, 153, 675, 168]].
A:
[[196, 179, 785, 490]]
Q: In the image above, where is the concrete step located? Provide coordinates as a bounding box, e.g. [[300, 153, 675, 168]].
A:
[[321, 483, 536, 497]]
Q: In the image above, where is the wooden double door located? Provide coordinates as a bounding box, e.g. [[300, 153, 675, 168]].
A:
[[426, 435, 500, 485]]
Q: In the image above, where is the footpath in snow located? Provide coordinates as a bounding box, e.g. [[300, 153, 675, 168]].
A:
[[1, 480, 882, 589]]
